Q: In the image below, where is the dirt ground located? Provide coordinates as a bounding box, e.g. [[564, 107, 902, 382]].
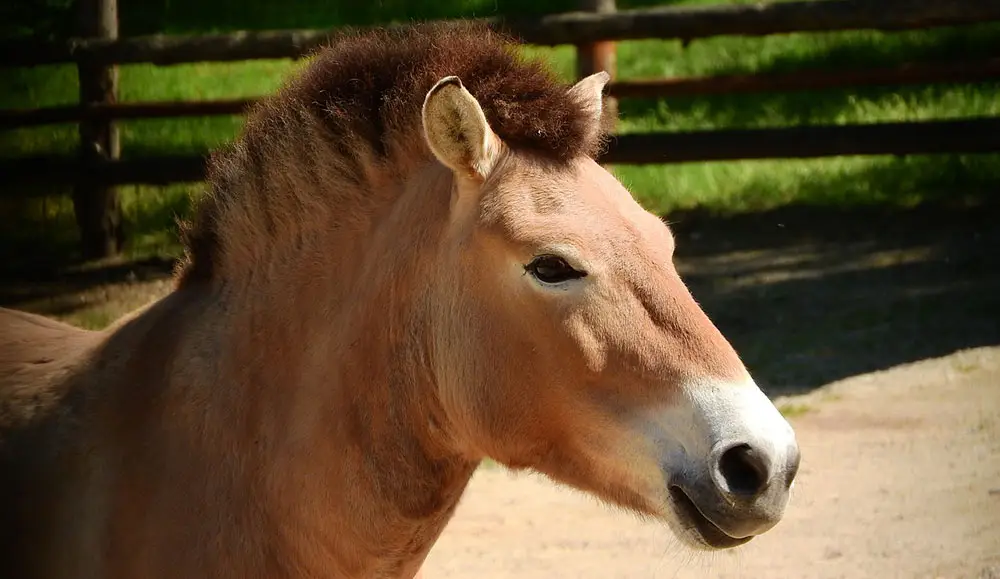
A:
[[422, 346, 1000, 579], [3, 203, 999, 578]]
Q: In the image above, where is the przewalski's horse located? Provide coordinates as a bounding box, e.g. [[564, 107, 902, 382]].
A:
[[0, 22, 799, 579]]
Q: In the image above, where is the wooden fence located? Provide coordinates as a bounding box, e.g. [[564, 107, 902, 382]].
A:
[[3, 0, 1000, 257]]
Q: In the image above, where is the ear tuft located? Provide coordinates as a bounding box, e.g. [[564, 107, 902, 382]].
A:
[[422, 75, 500, 179]]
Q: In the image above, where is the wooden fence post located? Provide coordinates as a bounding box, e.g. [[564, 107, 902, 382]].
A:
[[74, 0, 122, 259], [575, 0, 617, 131]]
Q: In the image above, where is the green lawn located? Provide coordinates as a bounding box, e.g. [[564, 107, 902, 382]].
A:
[[2, 0, 999, 264]]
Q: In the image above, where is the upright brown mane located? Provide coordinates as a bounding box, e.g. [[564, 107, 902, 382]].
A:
[[298, 20, 603, 162], [178, 21, 605, 285]]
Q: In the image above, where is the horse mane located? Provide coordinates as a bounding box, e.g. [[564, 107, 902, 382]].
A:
[[177, 21, 608, 285]]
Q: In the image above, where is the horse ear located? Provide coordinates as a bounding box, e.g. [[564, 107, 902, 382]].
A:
[[567, 71, 611, 139], [422, 76, 500, 180]]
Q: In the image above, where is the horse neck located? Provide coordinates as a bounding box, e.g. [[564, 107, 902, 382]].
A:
[[181, 161, 477, 576]]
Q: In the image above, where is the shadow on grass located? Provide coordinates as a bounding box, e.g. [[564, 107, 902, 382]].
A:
[[0, 182, 183, 322], [0, 181, 194, 273]]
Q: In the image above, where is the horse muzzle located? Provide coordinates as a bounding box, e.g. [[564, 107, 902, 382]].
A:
[[667, 438, 801, 549]]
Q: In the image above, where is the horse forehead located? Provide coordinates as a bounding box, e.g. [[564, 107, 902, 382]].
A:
[[572, 158, 676, 249], [486, 157, 644, 236]]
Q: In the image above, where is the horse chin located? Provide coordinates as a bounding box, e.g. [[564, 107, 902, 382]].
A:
[[663, 487, 754, 551]]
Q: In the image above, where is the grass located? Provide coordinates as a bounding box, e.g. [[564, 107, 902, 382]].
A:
[[777, 402, 813, 419], [2, 0, 1000, 264]]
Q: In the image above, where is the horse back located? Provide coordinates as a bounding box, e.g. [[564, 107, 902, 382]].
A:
[[0, 306, 98, 435]]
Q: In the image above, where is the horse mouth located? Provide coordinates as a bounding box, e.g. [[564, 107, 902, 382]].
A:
[[668, 486, 753, 549]]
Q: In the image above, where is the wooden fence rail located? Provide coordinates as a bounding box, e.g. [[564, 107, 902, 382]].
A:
[[5, 117, 1000, 188], [0, 100, 257, 129], [2, 0, 999, 67]]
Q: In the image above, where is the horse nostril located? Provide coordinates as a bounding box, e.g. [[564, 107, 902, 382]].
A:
[[717, 443, 770, 499]]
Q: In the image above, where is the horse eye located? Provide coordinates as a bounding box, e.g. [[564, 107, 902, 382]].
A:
[[525, 255, 587, 284]]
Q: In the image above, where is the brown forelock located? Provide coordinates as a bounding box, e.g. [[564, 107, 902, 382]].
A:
[[177, 20, 603, 287]]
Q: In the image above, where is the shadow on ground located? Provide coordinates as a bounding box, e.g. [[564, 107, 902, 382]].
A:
[[0, 256, 176, 323], [669, 201, 1000, 394]]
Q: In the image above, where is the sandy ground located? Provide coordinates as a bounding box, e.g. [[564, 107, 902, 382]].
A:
[[422, 346, 1000, 579]]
